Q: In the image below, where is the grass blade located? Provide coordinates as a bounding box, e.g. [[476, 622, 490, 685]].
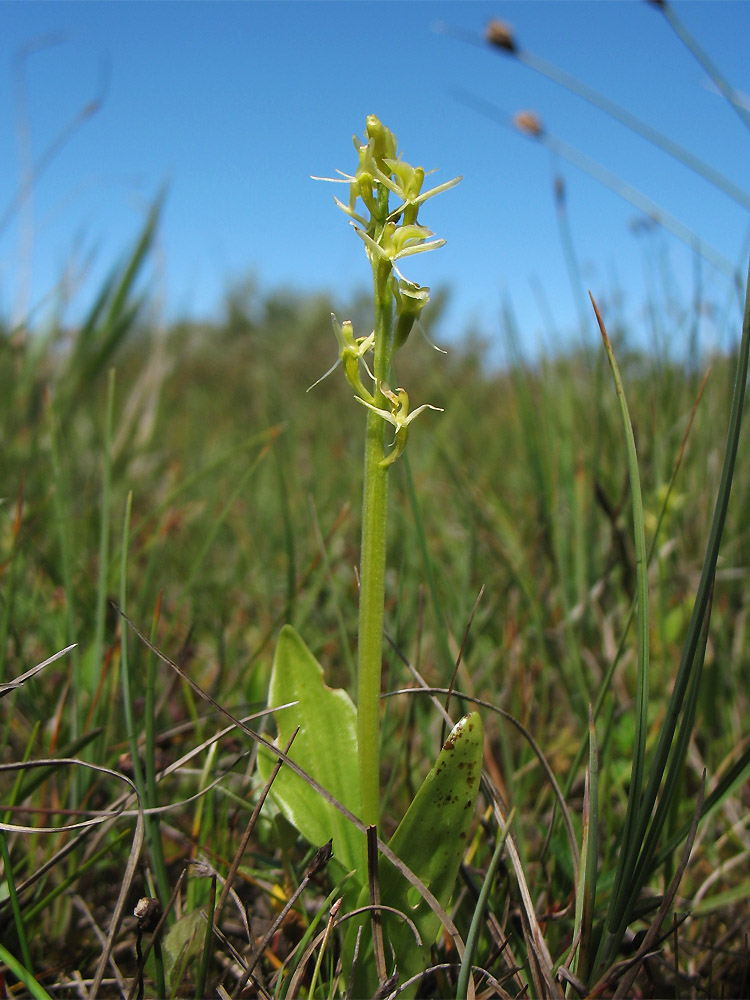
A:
[[589, 294, 651, 970], [456, 807, 515, 1000], [0, 943, 53, 1000], [593, 254, 750, 973], [572, 708, 599, 985]]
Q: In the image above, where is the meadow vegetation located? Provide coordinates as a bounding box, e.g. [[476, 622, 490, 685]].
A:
[[2, 13, 750, 999], [1, 210, 748, 995]]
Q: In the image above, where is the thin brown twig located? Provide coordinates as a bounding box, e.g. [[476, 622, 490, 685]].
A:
[[367, 824, 387, 986]]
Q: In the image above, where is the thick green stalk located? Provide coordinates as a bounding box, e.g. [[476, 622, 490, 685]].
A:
[[357, 260, 393, 829]]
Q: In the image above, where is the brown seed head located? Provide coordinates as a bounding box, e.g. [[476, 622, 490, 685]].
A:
[[306, 838, 334, 876], [513, 111, 544, 137], [485, 19, 517, 53], [134, 896, 161, 932]]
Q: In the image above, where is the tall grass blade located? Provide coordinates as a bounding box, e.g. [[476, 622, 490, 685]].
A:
[[654, 1, 750, 133], [145, 592, 170, 911], [611, 775, 705, 999], [622, 257, 750, 892], [0, 832, 32, 970], [564, 366, 710, 797], [625, 587, 711, 905], [0, 943, 53, 1000], [572, 708, 598, 985], [589, 294, 651, 948], [456, 807, 514, 1000], [47, 398, 81, 747], [61, 191, 164, 417], [594, 255, 750, 972], [194, 875, 216, 1000], [119, 491, 144, 792], [89, 368, 116, 708]]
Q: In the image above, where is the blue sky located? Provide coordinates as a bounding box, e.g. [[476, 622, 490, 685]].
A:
[[2, 1, 749, 361]]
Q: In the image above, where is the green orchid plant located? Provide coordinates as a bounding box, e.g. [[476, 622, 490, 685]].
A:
[[260, 116, 483, 995]]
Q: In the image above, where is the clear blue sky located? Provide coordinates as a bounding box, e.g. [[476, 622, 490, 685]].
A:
[[2, 1, 749, 361]]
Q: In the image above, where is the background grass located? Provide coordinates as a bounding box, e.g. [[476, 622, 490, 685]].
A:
[[1, 225, 749, 995], [2, 15, 750, 988]]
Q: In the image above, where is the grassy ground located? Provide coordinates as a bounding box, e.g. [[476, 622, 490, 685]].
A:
[[1, 208, 749, 998]]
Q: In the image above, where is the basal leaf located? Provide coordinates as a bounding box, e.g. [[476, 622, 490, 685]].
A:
[[260, 625, 364, 881], [349, 712, 484, 995]]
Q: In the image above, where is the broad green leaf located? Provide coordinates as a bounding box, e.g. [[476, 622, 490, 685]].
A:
[[259, 625, 364, 880], [349, 712, 484, 995], [385, 711, 483, 980]]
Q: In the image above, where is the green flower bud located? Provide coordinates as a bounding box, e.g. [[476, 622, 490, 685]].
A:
[[393, 280, 430, 353], [364, 114, 398, 166], [356, 171, 379, 219]]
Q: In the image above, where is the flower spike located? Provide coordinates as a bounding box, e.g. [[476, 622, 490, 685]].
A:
[[317, 116, 456, 467]]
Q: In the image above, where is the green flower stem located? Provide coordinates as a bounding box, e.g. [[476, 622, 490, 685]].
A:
[[316, 115, 457, 831], [357, 259, 393, 829]]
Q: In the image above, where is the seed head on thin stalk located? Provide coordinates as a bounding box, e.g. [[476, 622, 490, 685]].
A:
[[482, 13, 750, 211]]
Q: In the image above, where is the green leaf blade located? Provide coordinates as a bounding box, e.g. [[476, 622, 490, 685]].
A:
[[260, 625, 364, 880], [381, 711, 484, 987]]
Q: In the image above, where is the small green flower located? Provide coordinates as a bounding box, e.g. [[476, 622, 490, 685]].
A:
[[308, 313, 375, 403], [382, 159, 461, 227], [354, 221, 446, 277], [355, 381, 442, 468]]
